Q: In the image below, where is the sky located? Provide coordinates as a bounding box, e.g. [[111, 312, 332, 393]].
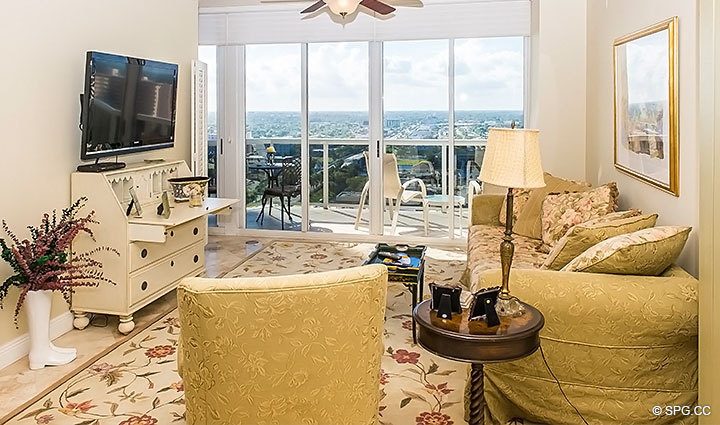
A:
[[624, 29, 669, 105], [199, 37, 525, 113]]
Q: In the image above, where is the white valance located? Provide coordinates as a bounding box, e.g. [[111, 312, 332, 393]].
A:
[[199, 0, 531, 45]]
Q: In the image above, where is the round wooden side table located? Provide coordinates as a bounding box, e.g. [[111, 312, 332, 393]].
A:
[[413, 299, 544, 425]]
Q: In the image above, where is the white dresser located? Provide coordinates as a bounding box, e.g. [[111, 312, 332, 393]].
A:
[[70, 160, 238, 333]]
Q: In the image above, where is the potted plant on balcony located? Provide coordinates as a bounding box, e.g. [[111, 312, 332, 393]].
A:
[[0, 198, 118, 370]]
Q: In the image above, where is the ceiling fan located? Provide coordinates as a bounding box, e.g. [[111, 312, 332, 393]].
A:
[[303, 0, 394, 17], [260, 0, 422, 19]]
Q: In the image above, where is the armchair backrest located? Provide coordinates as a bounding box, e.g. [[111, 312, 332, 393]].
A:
[[178, 264, 388, 425], [363, 151, 403, 199]]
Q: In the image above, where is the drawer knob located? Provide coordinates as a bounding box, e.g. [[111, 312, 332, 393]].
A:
[[193, 227, 199, 236], [193, 255, 199, 263], [141, 249, 148, 259], [141, 281, 148, 291], [170, 261, 175, 267], [170, 230, 175, 237]]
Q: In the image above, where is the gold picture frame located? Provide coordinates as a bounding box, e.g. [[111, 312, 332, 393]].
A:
[[613, 17, 679, 196]]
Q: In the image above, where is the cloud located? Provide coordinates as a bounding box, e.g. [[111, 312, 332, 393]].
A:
[[220, 36, 524, 112], [454, 38, 524, 110], [384, 40, 449, 110], [246, 44, 302, 111], [309, 42, 369, 111], [623, 30, 668, 104]]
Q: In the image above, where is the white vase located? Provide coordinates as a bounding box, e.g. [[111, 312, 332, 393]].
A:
[[25, 290, 77, 370]]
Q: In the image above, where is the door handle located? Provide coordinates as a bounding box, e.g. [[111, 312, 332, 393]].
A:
[[446, 145, 450, 189], [376, 140, 381, 158], [220, 138, 224, 155]]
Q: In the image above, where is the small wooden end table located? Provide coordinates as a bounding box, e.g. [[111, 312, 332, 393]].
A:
[[413, 300, 544, 425]]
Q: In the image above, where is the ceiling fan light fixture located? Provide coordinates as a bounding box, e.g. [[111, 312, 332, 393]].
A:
[[325, 0, 362, 17]]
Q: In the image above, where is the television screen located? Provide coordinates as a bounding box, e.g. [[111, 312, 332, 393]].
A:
[[81, 52, 178, 160]]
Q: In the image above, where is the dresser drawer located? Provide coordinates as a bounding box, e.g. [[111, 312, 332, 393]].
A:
[[129, 241, 205, 307], [129, 218, 206, 272]]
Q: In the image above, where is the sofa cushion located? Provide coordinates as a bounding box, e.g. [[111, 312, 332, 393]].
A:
[[540, 182, 620, 251], [498, 189, 532, 226], [561, 226, 691, 275], [541, 211, 656, 270], [512, 173, 591, 240], [467, 225, 545, 285]]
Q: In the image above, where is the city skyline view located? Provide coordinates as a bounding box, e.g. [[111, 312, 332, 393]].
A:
[[207, 109, 524, 141]]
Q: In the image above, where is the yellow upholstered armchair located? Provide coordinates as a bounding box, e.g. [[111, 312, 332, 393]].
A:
[[177, 265, 388, 425]]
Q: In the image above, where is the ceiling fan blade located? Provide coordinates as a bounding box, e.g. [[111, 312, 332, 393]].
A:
[[386, 0, 422, 7], [301, 0, 326, 13], [360, 0, 396, 15]]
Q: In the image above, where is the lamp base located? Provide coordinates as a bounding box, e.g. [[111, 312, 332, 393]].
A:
[[495, 296, 525, 318]]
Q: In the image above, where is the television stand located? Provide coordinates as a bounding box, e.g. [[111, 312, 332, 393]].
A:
[[77, 160, 126, 173]]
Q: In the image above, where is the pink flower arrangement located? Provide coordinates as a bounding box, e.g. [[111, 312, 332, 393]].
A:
[[0, 198, 118, 326]]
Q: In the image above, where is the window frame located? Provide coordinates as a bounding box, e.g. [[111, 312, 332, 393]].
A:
[[207, 36, 531, 242]]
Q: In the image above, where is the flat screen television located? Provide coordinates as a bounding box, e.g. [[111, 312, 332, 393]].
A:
[[79, 51, 178, 169]]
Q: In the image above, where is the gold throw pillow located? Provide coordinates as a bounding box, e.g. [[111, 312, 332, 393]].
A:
[[561, 226, 691, 276], [512, 173, 591, 240], [542, 211, 657, 270]]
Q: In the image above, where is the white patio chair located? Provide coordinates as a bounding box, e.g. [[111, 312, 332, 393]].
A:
[[354, 152, 429, 235]]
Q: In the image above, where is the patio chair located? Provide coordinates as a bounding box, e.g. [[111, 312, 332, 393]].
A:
[[256, 156, 301, 230], [354, 152, 429, 235]]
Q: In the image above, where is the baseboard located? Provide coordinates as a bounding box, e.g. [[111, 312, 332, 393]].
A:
[[0, 311, 74, 370]]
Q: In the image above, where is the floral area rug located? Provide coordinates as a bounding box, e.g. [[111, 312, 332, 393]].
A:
[[4, 241, 470, 425]]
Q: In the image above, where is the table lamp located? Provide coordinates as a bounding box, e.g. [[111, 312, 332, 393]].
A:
[[266, 145, 276, 164], [479, 128, 545, 317]]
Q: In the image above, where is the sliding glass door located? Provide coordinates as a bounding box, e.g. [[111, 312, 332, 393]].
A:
[[245, 44, 302, 232], [308, 42, 372, 235], [208, 36, 527, 241], [453, 37, 526, 209], [384, 40, 451, 238]]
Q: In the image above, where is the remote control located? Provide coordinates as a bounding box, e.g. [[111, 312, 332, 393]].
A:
[[378, 251, 403, 261]]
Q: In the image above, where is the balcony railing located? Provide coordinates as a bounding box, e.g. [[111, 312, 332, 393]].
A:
[[243, 138, 486, 209]]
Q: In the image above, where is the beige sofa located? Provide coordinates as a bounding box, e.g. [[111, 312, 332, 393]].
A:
[[465, 194, 699, 425]]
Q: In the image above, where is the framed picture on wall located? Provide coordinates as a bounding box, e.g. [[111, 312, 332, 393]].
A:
[[613, 17, 679, 196]]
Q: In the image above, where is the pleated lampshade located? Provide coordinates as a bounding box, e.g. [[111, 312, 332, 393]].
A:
[[479, 128, 546, 189]]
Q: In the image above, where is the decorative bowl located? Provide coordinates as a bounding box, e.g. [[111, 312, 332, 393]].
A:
[[167, 177, 210, 202]]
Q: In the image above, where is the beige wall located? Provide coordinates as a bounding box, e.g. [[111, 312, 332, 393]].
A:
[[530, 0, 587, 181], [0, 0, 198, 346], [586, 0, 698, 275], [698, 0, 720, 418]]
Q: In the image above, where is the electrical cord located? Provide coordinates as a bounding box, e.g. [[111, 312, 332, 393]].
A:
[[539, 344, 589, 425]]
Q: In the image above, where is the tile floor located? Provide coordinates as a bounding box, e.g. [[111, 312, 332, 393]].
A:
[[246, 204, 469, 238]]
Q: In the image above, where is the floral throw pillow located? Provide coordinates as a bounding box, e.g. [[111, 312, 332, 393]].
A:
[[499, 189, 532, 226], [540, 182, 619, 251], [561, 226, 691, 276]]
